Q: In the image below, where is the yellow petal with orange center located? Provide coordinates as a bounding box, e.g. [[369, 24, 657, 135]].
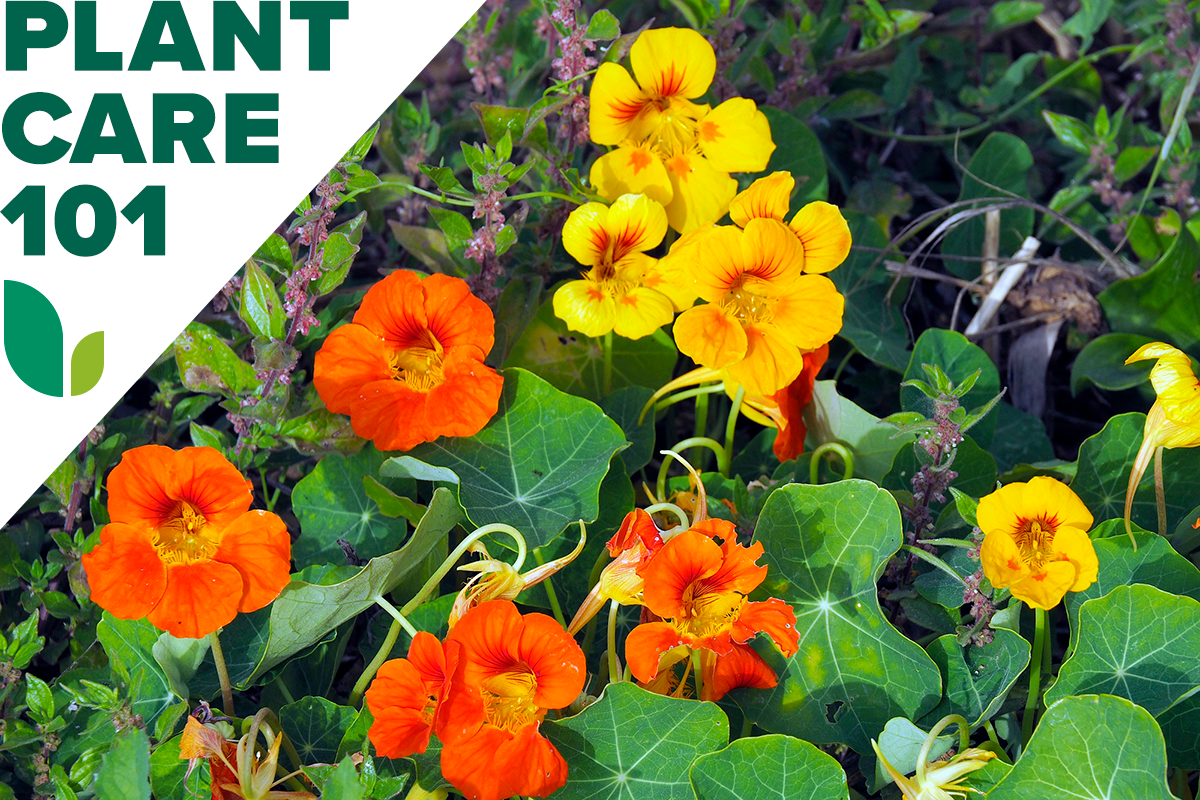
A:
[[675, 304, 747, 370], [1125, 342, 1200, 427], [739, 217, 804, 287], [630, 27, 716, 101], [695, 98, 776, 174], [613, 287, 675, 340], [663, 152, 737, 233], [980, 529, 1030, 589], [591, 145, 674, 206], [553, 280, 616, 338], [561, 202, 611, 266], [687, 226, 744, 302], [605, 193, 669, 259], [788, 201, 853, 274], [643, 251, 699, 312], [724, 324, 806, 396], [589, 62, 654, 145], [769, 274, 845, 350], [1052, 525, 1098, 592], [1013, 560, 1076, 610], [729, 172, 794, 227]]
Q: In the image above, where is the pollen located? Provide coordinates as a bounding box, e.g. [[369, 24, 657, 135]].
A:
[[154, 501, 221, 565]]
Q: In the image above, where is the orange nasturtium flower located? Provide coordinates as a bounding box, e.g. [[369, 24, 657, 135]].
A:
[[567, 508, 666, 635], [978, 477, 1098, 610], [624, 519, 799, 700], [313, 271, 504, 452], [367, 600, 585, 800], [81, 446, 291, 639], [589, 27, 774, 232], [552, 193, 677, 339], [671, 215, 844, 396], [1122, 342, 1200, 539]]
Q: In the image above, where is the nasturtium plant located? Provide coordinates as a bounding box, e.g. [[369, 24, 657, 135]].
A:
[[9, 2, 1200, 798]]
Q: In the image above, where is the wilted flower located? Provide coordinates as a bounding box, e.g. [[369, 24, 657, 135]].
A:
[[180, 712, 315, 800], [871, 736, 996, 800]]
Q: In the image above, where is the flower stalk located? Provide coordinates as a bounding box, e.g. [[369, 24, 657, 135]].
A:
[[1022, 606, 1049, 746], [209, 630, 234, 715]]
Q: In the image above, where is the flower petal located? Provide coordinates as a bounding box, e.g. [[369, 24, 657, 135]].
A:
[[1126, 342, 1200, 425], [516, 612, 587, 710], [641, 530, 725, 619], [979, 530, 1029, 589], [788, 202, 852, 274], [420, 273, 496, 355], [674, 304, 748, 372], [770, 344, 829, 461], [353, 269, 429, 345], [612, 286, 675, 340], [107, 446, 253, 532], [663, 152, 737, 233], [630, 27, 716, 100], [212, 509, 292, 613], [740, 217, 803, 285], [733, 598, 798, 657], [624, 621, 687, 683], [589, 63, 653, 145], [561, 202, 612, 266], [1052, 525, 1099, 592], [553, 280, 615, 338], [590, 145, 673, 206], [976, 481, 1027, 538], [696, 98, 775, 174], [81, 523, 167, 620], [348, 379, 432, 452], [423, 349, 504, 439], [725, 323, 805, 396], [313, 324, 392, 414], [605, 193, 669, 258], [146, 561, 243, 639], [366, 658, 437, 757], [704, 643, 777, 701], [1012, 560, 1076, 610], [768, 274, 845, 350], [687, 226, 749, 302], [729, 172, 794, 228], [440, 723, 567, 800]]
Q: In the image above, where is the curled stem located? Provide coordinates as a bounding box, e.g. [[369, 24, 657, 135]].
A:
[[209, 630, 235, 715], [607, 598, 622, 685], [809, 442, 855, 485], [916, 714, 971, 786], [644, 502, 690, 533], [656, 438, 727, 501], [723, 386, 745, 479]]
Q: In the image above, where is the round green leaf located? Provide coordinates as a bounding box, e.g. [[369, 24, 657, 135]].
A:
[[280, 696, 358, 764], [1070, 333, 1157, 395], [738, 481, 942, 754], [1048, 584, 1200, 715], [1098, 226, 1200, 352], [392, 369, 628, 550], [689, 734, 849, 800], [1070, 412, 1200, 535], [542, 682, 729, 800], [986, 695, 1174, 800], [921, 628, 1030, 729]]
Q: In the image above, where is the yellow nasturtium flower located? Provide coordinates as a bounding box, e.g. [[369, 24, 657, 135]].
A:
[[589, 27, 774, 232], [728, 172, 854, 273], [978, 477, 1098, 610], [1122, 342, 1200, 540], [552, 193, 677, 339]]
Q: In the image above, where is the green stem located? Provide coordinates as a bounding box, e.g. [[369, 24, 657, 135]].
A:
[[691, 650, 704, 702], [901, 544, 967, 586], [722, 386, 745, 479], [602, 331, 613, 396], [916, 715, 971, 785], [653, 384, 726, 415], [809, 443, 855, 484], [273, 676, 296, 706], [209, 631, 235, 715], [606, 599, 622, 684], [831, 345, 856, 384], [1154, 446, 1167, 537], [534, 549, 567, 629], [694, 392, 710, 471], [656, 437, 727, 500], [739, 715, 753, 739], [1022, 607, 1048, 747], [508, 190, 585, 205], [373, 595, 419, 639], [984, 720, 1002, 749], [349, 523, 530, 706], [644, 502, 690, 532]]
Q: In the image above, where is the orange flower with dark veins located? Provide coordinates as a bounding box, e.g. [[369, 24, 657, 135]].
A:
[[437, 600, 585, 800], [313, 271, 504, 452], [625, 519, 798, 698], [81, 446, 291, 639], [366, 632, 456, 758]]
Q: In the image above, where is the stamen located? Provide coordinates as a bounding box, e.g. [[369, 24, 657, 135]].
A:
[[154, 501, 221, 565]]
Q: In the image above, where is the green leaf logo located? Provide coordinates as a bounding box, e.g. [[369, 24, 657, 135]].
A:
[[3, 280, 104, 397]]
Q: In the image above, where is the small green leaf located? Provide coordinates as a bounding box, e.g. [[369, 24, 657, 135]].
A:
[[428, 207, 474, 245], [902, 329, 1002, 447], [1098, 226, 1200, 352], [149, 734, 209, 799], [583, 9, 620, 39], [1042, 110, 1095, 154], [250, 233, 293, 277], [1114, 146, 1156, 182], [174, 323, 260, 396], [1070, 333, 1159, 394], [240, 261, 286, 339], [93, 728, 151, 800], [23, 674, 54, 725]]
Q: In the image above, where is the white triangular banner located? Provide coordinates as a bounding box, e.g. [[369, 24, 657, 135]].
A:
[[0, 0, 484, 524]]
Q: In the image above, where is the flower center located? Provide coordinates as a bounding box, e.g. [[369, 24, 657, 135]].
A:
[[1013, 516, 1058, 568], [480, 666, 542, 732], [720, 279, 773, 324], [679, 583, 745, 638], [389, 330, 446, 393], [154, 501, 221, 565]]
